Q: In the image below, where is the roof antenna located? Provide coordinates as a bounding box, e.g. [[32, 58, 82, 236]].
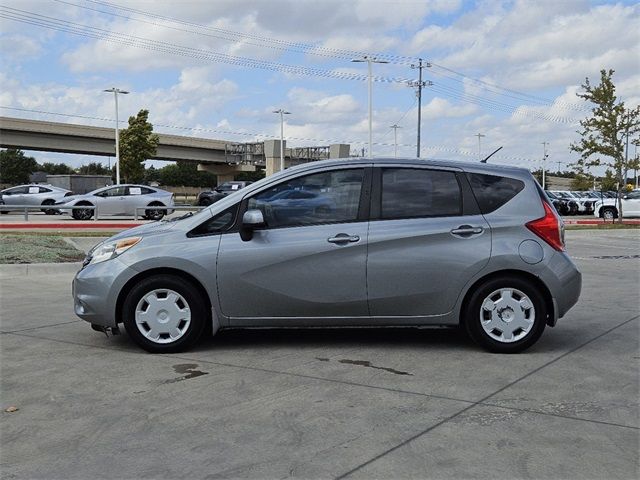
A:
[[481, 146, 503, 163]]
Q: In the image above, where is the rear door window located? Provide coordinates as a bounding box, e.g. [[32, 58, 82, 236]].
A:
[[466, 173, 525, 214], [381, 168, 462, 219]]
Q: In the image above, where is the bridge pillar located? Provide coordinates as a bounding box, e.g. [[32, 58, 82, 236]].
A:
[[329, 144, 350, 158], [264, 139, 286, 176], [197, 163, 256, 184]]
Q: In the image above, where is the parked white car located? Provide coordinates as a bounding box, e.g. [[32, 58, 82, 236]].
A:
[[593, 191, 640, 219], [55, 184, 174, 220], [0, 184, 73, 214]]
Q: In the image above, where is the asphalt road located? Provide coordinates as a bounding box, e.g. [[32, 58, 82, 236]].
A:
[[1, 230, 638, 479]]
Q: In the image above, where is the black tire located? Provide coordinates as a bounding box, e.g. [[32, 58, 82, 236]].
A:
[[71, 204, 94, 220], [602, 207, 617, 220], [41, 199, 57, 215], [122, 275, 208, 353], [464, 276, 547, 353], [144, 203, 165, 220], [568, 203, 578, 215], [199, 198, 213, 207]]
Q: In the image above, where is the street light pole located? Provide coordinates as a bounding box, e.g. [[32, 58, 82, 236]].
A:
[[542, 141, 549, 190], [475, 133, 485, 161], [352, 56, 389, 157], [272, 109, 291, 172], [390, 124, 401, 158], [103, 87, 129, 185]]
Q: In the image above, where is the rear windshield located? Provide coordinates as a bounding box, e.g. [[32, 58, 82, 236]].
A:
[[467, 173, 525, 214]]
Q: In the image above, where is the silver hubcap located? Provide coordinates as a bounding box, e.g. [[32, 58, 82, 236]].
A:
[[480, 288, 535, 343], [603, 210, 614, 219], [135, 289, 191, 344]]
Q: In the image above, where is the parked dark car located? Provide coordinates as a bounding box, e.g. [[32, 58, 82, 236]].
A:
[[196, 181, 253, 206]]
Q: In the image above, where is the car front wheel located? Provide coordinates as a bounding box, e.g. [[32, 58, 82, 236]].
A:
[[465, 276, 546, 353], [122, 275, 207, 353], [144, 203, 165, 220], [72, 204, 94, 220]]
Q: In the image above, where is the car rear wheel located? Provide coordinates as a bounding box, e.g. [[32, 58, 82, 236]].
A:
[[41, 199, 58, 215], [122, 275, 207, 353], [465, 276, 546, 353]]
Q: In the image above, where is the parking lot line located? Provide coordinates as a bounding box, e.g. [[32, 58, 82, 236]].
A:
[[335, 313, 639, 479]]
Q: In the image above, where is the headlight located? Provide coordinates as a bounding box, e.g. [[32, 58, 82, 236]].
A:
[[88, 236, 142, 265]]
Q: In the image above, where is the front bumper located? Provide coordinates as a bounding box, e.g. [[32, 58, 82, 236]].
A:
[[72, 257, 138, 327]]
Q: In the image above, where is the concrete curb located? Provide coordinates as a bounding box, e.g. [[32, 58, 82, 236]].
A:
[[0, 262, 82, 276]]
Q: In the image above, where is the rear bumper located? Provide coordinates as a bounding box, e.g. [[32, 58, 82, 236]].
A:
[[543, 251, 582, 321]]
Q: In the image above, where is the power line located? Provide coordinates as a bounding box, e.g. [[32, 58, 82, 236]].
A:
[[56, 0, 587, 112], [0, 5, 585, 125]]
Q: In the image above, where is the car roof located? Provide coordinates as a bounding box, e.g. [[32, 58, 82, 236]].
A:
[[283, 157, 532, 177]]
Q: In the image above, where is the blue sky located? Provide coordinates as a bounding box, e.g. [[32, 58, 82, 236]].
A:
[[1, 0, 638, 173]]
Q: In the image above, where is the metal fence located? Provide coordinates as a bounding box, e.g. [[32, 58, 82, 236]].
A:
[[0, 204, 205, 221]]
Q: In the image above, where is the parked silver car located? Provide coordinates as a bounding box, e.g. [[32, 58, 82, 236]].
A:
[[72, 158, 582, 354], [56, 184, 174, 220], [0, 184, 73, 215]]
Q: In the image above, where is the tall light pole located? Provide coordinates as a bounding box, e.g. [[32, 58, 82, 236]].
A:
[[352, 56, 389, 157], [390, 124, 401, 158], [103, 87, 129, 185], [542, 141, 549, 190], [475, 133, 485, 161], [273, 109, 291, 172]]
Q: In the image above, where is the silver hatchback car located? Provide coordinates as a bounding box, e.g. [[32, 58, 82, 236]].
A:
[[73, 158, 581, 353]]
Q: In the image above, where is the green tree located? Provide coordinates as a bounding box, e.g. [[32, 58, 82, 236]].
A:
[[570, 69, 640, 221], [599, 169, 618, 191], [39, 162, 74, 175], [77, 162, 111, 175], [119, 109, 159, 183], [570, 173, 592, 190], [157, 161, 217, 187], [0, 149, 38, 184]]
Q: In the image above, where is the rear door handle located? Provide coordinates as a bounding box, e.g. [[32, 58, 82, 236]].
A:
[[450, 225, 484, 236], [328, 233, 360, 244]]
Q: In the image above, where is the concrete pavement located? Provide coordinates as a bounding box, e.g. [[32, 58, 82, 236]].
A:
[[1, 230, 638, 479]]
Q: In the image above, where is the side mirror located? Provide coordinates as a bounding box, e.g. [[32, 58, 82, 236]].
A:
[[240, 209, 265, 241]]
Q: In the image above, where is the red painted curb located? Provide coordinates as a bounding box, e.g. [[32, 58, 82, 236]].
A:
[[563, 219, 640, 225], [0, 222, 145, 229]]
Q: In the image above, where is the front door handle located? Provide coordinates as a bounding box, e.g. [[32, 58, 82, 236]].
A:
[[328, 233, 360, 244], [450, 225, 484, 236]]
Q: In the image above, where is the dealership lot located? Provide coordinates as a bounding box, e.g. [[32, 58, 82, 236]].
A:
[[1, 230, 638, 479]]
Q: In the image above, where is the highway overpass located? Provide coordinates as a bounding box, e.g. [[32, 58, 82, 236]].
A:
[[0, 116, 350, 180]]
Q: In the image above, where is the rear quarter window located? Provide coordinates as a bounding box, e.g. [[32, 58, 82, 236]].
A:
[[467, 173, 525, 214]]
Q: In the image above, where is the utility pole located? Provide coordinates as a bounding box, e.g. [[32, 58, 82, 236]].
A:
[[390, 124, 401, 157], [352, 56, 389, 157], [408, 59, 432, 158], [103, 87, 129, 185], [273, 109, 291, 172], [475, 133, 485, 161], [542, 141, 549, 190], [557, 160, 561, 173]]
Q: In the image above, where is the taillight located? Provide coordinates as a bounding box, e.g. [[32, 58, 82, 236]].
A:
[[526, 201, 565, 251]]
